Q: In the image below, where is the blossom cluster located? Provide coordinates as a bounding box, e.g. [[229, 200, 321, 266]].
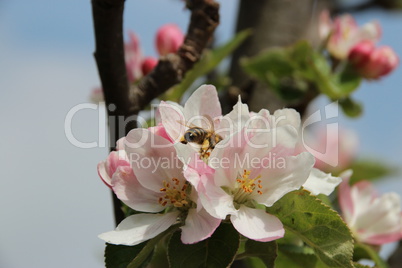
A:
[[319, 10, 398, 79], [97, 85, 345, 245]]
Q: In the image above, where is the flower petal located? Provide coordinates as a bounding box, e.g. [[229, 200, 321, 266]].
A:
[[338, 170, 354, 223], [98, 211, 180, 246], [354, 192, 402, 244], [125, 128, 184, 192], [112, 166, 165, 213], [184, 167, 235, 219], [183, 85, 222, 129], [159, 101, 186, 143], [303, 168, 342, 196], [254, 152, 315, 207], [180, 208, 221, 244], [219, 96, 249, 138], [98, 160, 111, 187], [231, 206, 284, 242]]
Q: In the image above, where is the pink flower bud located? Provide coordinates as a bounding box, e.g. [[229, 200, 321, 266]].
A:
[[155, 24, 184, 56], [348, 40, 375, 68], [353, 46, 399, 79], [326, 14, 381, 59], [141, 57, 158, 76]]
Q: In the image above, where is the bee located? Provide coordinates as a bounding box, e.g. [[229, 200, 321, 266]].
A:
[[179, 115, 223, 159]]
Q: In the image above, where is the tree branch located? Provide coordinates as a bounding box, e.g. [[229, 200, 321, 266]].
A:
[[91, 0, 219, 225], [128, 0, 220, 115]]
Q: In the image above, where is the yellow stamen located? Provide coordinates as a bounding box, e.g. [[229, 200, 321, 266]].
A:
[[233, 169, 263, 204], [158, 178, 190, 208]]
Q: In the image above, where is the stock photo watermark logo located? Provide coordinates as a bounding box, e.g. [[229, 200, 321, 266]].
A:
[[64, 101, 339, 167]]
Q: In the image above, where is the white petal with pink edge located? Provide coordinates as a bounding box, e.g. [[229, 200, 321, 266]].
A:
[[98, 211, 180, 246], [125, 128, 184, 192], [180, 208, 221, 244], [183, 85, 222, 129], [111, 166, 165, 213], [231, 206, 284, 242]]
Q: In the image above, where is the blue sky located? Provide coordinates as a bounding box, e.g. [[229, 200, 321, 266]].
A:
[[0, 1, 401, 267]]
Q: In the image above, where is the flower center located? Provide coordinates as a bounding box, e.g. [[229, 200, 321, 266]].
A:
[[233, 169, 263, 204], [159, 177, 189, 208]]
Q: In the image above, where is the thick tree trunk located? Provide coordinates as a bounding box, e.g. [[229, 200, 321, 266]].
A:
[[226, 0, 330, 115]]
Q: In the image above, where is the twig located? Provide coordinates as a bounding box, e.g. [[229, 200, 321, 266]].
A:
[[91, 0, 220, 225]]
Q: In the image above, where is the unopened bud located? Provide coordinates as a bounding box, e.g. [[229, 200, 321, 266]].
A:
[[141, 57, 158, 76], [351, 45, 399, 79], [348, 41, 375, 68], [155, 24, 184, 56]]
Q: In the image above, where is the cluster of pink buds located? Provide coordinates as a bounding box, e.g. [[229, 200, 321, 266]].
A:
[[126, 24, 184, 81], [319, 10, 398, 79], [349, 41, 399, 79]]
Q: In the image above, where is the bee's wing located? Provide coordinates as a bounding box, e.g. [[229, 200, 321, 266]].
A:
[[201, 114, 216, 132]]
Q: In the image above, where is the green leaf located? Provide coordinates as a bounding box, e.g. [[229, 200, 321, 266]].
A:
[[354, 243, 389, 268], [167, 223, 240, 268], [105, 242, 148, 268], [339, 97, 363, 117], [275, 245, 318, 268], [242, 44, 309, 101], [349, 159, 397, 184], [266, 190, 354, 268], [332, 65, 362, 95], [242, 47, 294, 79], [126, 227, 177, 268], [244, 240, 277, 268], [167, 29, 252, 101]]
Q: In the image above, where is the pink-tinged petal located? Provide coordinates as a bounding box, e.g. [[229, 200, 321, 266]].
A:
[[338, 170, 354, 223], [124, 128, 184, 192], [97, 150, 130, 188], [111, 166, 165, 213], [107, 150, 130, 176], [219, 96, 249, 139], [184, 167, 235, 219], [116, 137, 126, 150], [254, 152, 315, 207], [183, 85, 222, 129], [180, 208, 221, 244], [357, 21, 382, 44], [364, 232, 402, 245], [159, 101, 186, 143], [303, 168, 342, 196], [99, 211, 180, 246], [327, 15, 359, 59], [231, 206, 284, 242], [98, 161, 112, 188], [319, 9, 333, 40], [353, 193, 401, 239], [209, 128, 250, 188], [363, 217, 402, 245], [148, 123, 173, 143]]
